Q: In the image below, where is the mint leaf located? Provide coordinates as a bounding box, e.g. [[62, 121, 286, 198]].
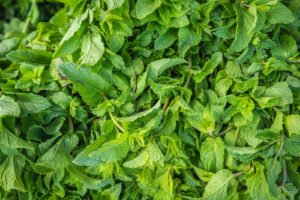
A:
[[147, 58, 187, 80], [194, 52, 222, 83], [59, 63, 115, 106], [6, 49, 52, 65], [135, 0, 161, 19], [200, 137, 224, 172], [228, 4, 257, 53], [0, 156, 26, 192], [284, 115, 300, 136], [15, 93, 51, 116], [0, 96, 20, 117], [73, 133, 129, 166], [246, 164, 276, 200], [284, 135, 300, 157], [79, 31, 104, 66], [268, 3, 295, 24], [202, 169, 238, 200]]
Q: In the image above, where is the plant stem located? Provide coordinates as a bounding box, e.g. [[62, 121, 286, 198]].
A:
[[68, 116, 74, 133], [109, 111, 125, 132], [23, 18, 30, 33], [275, 131, 285, 161], [162, 99, 170, 112], [281, 160, 287, 188], [217, 125, 233, 136], [184, 55, 192, 88], [233, 171, 244, 177]]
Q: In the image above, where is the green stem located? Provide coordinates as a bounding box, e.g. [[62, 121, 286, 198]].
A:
[[217, 125, 233, 136], [109, 112, 125, 132], [22, 18, 30, 33], [281, 160, 287, 188], [68, 116, 74, 133], [184, 55, 192, 88]]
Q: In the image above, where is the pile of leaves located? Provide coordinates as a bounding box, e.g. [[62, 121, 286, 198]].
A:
[[1, 0, 300, 199]]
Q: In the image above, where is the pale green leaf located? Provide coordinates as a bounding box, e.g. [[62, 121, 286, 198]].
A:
[[147, 58, 187, 80], [284, 115, 300, 136], [200, 137, 224, 172], [226, 146, 258, 163], [79, 31, 104, 66], [0, 127, 34, 150], [73, 133, 129, 166], [246, 164, 276, 200], [0, 96, 20, 118], [202, 169, 237, 200], [194, 52, 222, 83], [104, 0, 125, 10], [228, 5, 257, 53], [35, 134, 79, 171], [54, 10, 88, 57], [15, 93, 51, 116], [0, 37, 20, 57], [0, 155, 26, 192], [67, 164, 111, 190], [268, 3, 295, 24], [135, 0, 161, 19], [264, 82, 293, 106]]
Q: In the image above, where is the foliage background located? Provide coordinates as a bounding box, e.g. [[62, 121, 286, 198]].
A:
[[0, 0, 300, 199]]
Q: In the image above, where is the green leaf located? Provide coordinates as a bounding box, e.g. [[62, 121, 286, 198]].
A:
[[119, 100, 160, 122], [123, 150, 149, 168], [67, 164, 112, 190], [15, 93, 51, 116], [0, 96, 20, 118], [0, 37, 20, 57], [255, 129, 281, 141], [35, 134, 79, 171], [104, 0, 125, 10], [268, 3, 295, 24], [54, 10, 88, 57], [6, 49, 52, 65], [135, 0, 161, 19], [228, 4, 257, 53], [147, 58, 187, 80], [0, 126, 34, 150], [178, 26, 201, 57], [123, 140, 163, 168], [270, 110, 283, 133], [73, 133, 129, 166], [154, 29, 177, 50], [100, 184, 122, 199], [59, 63, 115, 106], [200, 137, 224, 172], [49, 92, 72, 109], [271, 35, 297, 59], [188, 105, 216, 134], [194, 52, 222, 83], [284, 115, 300, 136], [284, 135, 300, 157], [264, 82, 293, 106], [246, 163, 276, 200], [202, 169, 237, 200], [226, 146, 258, 163], [79, 31, 104, 66], [0, 155, 26, 192]]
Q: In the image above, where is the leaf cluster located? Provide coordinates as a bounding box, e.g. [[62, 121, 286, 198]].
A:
[[1, 0, 300, 199]]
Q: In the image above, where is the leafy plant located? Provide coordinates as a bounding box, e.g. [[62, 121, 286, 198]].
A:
[[1, 0, 300, 199]]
